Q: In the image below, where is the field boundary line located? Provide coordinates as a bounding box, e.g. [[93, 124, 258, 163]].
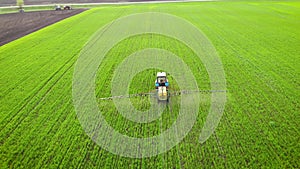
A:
[[0, 0, 217, 9]]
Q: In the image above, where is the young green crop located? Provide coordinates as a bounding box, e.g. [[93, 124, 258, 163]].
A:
[[0, 1, 299, 168]]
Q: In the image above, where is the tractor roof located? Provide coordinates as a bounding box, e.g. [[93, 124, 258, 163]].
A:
[[157, 72, 166, 77]]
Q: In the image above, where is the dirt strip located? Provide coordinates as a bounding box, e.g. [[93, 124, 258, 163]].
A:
[[0, 9, 86, 46], [0, 0, 165, 7]]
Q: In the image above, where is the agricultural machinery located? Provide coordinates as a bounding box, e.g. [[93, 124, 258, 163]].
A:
[[155, 72, 170, 102], [55, 5, 72, 11], [98, 71, 221, 103]]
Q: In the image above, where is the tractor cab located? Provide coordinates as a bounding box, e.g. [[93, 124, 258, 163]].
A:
[[155, 72, 169, 102], [155, 72, 169, 89]]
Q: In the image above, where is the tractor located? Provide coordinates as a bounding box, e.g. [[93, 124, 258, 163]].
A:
[[155, 72, 170, 102], [55, 5, 61, 10], [64, 6, 72, 10]]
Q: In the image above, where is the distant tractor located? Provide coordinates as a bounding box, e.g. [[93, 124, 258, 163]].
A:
[[55, 5, 61, 10], [55, 5, 72, 11], [155, 72, 170, 102], [17, 0, 24, 13], [19, 8, 24, 13], [64, 6, 72, 10]]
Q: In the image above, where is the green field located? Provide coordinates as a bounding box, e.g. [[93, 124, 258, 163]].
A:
[[0, 1, 299, 168]]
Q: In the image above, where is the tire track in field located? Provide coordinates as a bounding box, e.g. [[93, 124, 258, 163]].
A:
[[39, 103, 89, 168], [0, 50, 74, 123], [204, 9, 284, 121], [0, 54, 64, 100], [219, 109, 242, 166], [0, 63, 75, 167], [215, 24, 298, 139], [19, 100, 74, 167], [0, 10, 91, 98], [185, 13, 248, 162], [49, 108, 76, 168], [44, 121, 80, 168], [159, 110, 166, 168], [208, 6, 298, 95], [0, 9, 87, 47], [0, 8, 114, 131], [0, 10, 84, 64], [53, 10, 127, 167], [81, 143, 99, 168], [168, 97, 184, 169], [221, 55, 284, 165], [189, 6, 298, 94], [0, 49, 79, 144], [0, 9, 96, 93], [34, 8, 142, 163], [213, 131, 226, 159], [2, 67, 88, 168]]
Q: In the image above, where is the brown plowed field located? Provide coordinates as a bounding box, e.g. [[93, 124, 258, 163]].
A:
[[0, 9, 86, 46], [0, 0, 154, 7], [0, 0, 113, 6]]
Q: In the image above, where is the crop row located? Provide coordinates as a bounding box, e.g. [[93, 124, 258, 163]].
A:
[[0, 1, 299, 168]]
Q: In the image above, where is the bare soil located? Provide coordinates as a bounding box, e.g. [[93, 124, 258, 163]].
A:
[[0, 0, 105, 6], [0, 9, 86, 46], [0, 0, 159, 7]]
